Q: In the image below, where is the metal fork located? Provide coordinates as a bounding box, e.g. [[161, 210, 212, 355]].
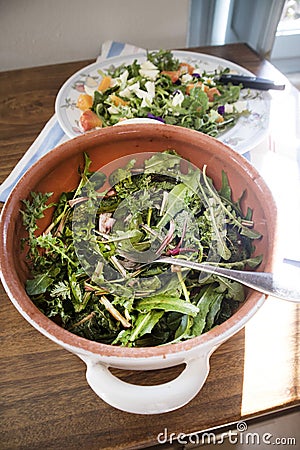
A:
[[153, 257, 300, 303]]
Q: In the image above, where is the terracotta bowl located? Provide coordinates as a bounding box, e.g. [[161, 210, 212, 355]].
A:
[[0, 123, 277, 414]]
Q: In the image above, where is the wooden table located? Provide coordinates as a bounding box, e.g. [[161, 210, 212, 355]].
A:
[[0, 43, 299, 450]]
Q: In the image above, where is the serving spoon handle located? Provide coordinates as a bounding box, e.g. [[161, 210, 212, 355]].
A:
[[155, 257, 300, 303]]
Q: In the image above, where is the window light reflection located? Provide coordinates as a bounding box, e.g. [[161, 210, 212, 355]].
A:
[[241, 297, 298, 416]]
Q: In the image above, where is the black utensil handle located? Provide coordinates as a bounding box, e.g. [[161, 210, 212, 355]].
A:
[[219, 74, 285, 90]]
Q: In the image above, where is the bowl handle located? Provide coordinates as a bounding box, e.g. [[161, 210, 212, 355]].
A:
[[83, 355, 210, 414]]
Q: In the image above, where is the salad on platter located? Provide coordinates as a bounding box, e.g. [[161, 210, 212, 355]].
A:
[[21, 150, 262, 347], [75, 50, 249, 137]]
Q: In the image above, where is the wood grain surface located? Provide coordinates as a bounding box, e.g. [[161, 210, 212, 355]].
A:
[[0, 44, 299, 450]]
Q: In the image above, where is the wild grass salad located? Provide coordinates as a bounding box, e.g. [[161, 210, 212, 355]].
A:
[[77, 50, 249, 136], [21, 150, 262, 347]]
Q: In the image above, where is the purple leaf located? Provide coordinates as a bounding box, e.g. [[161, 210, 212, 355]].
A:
[[147, 113, 165, 123]]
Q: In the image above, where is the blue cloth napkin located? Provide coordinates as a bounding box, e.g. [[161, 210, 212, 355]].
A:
[[0, 41, 144, 203]]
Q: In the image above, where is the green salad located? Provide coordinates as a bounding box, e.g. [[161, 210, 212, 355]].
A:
[[21, 151, 262, 347], [77, 50, 249, 137]]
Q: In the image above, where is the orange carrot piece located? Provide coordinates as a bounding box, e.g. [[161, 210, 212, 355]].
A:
[[110, 94, 128, 106], [80, 110, 102, 131], [98, 76, 112, 92], [185, 81, 203, 95], [179, 62, 195, 74], [76, 93, 93, 111], [161, 70, 180, 83], [207, 87, 221, 102]]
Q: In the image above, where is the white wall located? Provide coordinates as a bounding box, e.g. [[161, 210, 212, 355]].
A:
[[0, 0, 190, 71]]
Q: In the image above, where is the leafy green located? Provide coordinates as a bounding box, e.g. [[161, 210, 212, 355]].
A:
[[147, 49, 180, 71], [21, 191, 54, 260], [113, 310, 165, 345], [136, 295, 199, 316], [21, 150, 263, 347], [191, 285, 221, 335], [26, 273, 54, 296]]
